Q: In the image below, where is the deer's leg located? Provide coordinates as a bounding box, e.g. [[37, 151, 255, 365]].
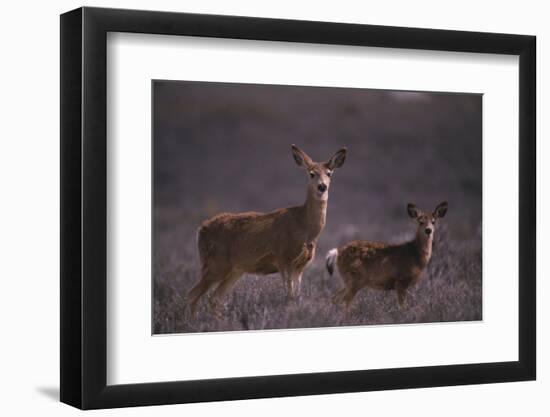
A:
[[332, 287, 347, 304], [297, 272, 304, 296], [291, 243, 315, 299], [395, 281, 408, 308], [340, 275, 365, 310], [284, 266, 306, 300], [333, 285, 360, 322], [278, 267, 293, 299], [187, 262, 227, 314], [187, 276, 215, 314], [342, 286, 360, 308], [289, 270, 304, 299], [208, 270, 242, 312], [332, 270, 353, 305]]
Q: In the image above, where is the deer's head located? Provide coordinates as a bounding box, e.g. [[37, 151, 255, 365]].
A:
[[291, 144, 347, 202], [407, 201, 448, 243]]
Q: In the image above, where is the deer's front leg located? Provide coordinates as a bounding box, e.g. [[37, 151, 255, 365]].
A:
[[395, 281, 408, 308], [279, 269, 293, 298], [288, 270, 304, 300], [286, 242, 314, 300]]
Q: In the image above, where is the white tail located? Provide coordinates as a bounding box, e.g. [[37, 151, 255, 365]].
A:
[[187, 144, 347, 313], [325, 248, 338, 276]]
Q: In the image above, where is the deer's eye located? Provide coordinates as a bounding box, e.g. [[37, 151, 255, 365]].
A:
[[309, 172, 315, 178], [327, 171, 332, 177]]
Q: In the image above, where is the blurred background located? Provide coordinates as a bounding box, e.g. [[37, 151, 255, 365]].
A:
[[153, 80, 482, 333]]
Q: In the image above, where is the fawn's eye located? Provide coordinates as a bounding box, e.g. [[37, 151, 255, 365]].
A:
[[327, 171, 332, 177], [309, 172, 315, 178]]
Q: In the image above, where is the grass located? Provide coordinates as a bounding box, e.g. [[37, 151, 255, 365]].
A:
[[153, 221, 482, 334]]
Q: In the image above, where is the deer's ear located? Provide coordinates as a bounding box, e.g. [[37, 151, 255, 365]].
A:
[[326, 147, 347, 169], [434, 201, 448, 218], [291, 144, 313, 168], [407, 203, 420, 219]]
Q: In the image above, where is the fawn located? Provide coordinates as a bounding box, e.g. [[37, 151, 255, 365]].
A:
[[188, 144, 347, 313], [326, 202, 448, 308]]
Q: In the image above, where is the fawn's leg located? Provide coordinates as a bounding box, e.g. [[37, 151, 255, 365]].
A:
[[332, 287, 347, 304], [342, 286, 360, 309], [337, 285, 360, 321], [332, 271, 357, 305]]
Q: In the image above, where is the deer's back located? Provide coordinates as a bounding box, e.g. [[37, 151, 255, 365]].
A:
[[337, 240, 421, 289], [198, 207, 309, 273]]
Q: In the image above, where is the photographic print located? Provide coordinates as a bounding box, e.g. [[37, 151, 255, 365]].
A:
[[153, 80, 482, 334]]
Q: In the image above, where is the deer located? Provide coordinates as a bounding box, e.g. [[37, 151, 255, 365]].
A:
[[187, 144, 347, 313], [326, 201, 448, 309]]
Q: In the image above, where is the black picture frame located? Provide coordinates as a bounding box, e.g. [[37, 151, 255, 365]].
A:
[[60, 6, 536, 410]]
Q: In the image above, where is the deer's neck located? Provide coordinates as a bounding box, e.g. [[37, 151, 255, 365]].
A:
[[302, 190, 327, 242], [414, 232, 433, 267]]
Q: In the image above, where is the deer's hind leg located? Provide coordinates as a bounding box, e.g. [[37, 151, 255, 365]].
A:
[[333, 269, 362, 306], [208, 269, 242, 312], [187, 262, 230, 314], [341, 284, 362, 309], [336, 273, 365, 313], [187, 279, 210, 314], [332, 287, 348, 304]]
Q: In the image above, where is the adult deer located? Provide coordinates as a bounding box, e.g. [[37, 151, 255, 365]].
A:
[[188, 144, 347, 313], [326, 202, 448, 309]]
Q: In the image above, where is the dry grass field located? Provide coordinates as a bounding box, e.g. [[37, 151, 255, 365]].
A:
[[153, 81, 482, 334]]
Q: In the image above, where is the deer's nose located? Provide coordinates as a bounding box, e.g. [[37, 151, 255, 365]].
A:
[[318, 183, 327, 193], [425, 228, 432, 236]]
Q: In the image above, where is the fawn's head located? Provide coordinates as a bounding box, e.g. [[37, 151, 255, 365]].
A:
[[407, 201, 448, 242], [291, 144, 347, 201]]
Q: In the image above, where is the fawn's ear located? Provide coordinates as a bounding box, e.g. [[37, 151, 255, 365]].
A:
[[291, 144, 313, 168], [433, 201, 448, 218], [407, 203, 420, 219], [326, 147, 347, 169]]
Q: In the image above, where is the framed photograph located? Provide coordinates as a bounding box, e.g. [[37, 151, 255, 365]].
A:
[[60, 6, 536, 409]]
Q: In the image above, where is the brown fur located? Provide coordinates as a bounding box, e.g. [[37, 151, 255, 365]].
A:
[[330, 202, 448, 309], [188, 145, 347, 313]]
